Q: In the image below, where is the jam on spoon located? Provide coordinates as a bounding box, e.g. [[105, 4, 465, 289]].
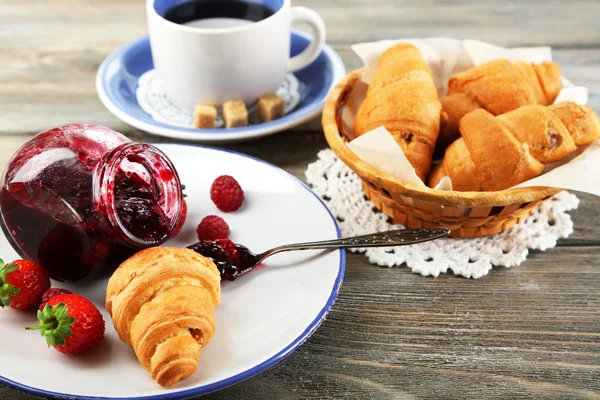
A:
[[188, 239, 258, 281], [188, 228, 451, 281]]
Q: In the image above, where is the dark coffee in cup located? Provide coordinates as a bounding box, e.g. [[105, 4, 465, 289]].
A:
[[163, 0, 275, 29]]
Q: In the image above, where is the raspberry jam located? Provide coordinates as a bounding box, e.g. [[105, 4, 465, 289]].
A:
[[188, 239, 258, 281], [0, 124, 183, 282]]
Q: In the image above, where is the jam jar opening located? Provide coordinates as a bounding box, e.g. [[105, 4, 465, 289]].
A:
[[0, 124, 184, 282], [94, 143, 183, 248]]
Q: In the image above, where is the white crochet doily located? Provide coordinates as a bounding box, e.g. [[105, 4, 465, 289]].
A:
[[136, 70, 304, 127], [305, 149, 580, 279]]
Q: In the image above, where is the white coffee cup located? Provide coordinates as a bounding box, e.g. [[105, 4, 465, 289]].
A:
[[146, 0, 326, 109]]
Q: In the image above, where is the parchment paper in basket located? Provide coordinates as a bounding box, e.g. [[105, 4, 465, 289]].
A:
[[341, 38, 600, 197], [347, 127, 453, 191], [511, 139, 600, 195]]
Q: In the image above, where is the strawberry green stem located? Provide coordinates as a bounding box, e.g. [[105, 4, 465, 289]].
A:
[[27, 303, 75, 347], [0, 259, 20, 308], [35, 321, 59, 331]]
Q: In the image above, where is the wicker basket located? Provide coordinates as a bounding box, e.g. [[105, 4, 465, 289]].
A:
[[322, 69, 563, 238]]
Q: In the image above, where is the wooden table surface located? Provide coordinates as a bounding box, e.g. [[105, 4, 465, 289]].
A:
[[1, 0, 599, 398]]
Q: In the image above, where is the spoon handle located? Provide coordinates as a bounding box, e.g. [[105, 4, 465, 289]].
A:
[[259, 228, 450, 261]]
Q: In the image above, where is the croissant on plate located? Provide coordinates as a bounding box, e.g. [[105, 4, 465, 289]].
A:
[[428, 101, 600, 191], [106, 247, 221, 387], [354, 43, 443, 181], [438, 59, 563, 150]]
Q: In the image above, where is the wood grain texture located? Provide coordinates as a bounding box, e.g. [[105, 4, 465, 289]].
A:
[[1, 0, 599, 399]]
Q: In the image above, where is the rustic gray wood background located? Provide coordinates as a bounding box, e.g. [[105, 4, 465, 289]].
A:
[[1, 0, 599, 399]]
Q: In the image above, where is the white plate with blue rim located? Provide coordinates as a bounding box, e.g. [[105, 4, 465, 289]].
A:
[[96, 30, 346, 142], [0, 143, 345, 399]]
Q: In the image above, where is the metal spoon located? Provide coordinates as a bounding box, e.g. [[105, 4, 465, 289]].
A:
[[188, 227, 450, 280]]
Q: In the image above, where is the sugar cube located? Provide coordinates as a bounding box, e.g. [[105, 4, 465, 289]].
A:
[[193, 105, 217, 129], [258, 93, 285, 122], [223, 100, 248, 128]]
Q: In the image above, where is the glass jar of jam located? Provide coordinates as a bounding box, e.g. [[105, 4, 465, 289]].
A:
[[0, 124, 183, 282]]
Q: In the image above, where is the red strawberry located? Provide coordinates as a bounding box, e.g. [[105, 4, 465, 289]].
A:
[[28, 294, 105, 355], [39, 288, 72, 311], [0, 258, 51, 310]]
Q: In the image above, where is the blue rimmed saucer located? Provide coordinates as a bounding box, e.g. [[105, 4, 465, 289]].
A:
[[96, 30, 346, 142]]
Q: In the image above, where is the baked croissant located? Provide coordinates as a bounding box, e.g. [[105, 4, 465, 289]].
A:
[[438, 59, 563, 149], [106, 247, 221, 387], [428, 101, 600, 191], [354, 43, 443, 181]]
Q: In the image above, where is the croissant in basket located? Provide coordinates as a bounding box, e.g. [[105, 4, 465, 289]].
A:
[[428, 101, 600, 191], [354, 43, 443, 181], [106, 247, 221, 387], [438, 59, 563, 150]]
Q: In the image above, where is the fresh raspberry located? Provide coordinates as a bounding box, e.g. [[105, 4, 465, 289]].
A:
[[210, 175, 244, 212], [197, 215, 230, 240], [39, 288, 72, 311]]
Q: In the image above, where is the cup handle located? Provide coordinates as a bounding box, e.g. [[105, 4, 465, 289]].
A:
[[288, 7, 326, 72]]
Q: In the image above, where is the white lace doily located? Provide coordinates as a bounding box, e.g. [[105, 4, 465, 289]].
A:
[[305, 149, 580, 279], [136, 70, 304, 127]]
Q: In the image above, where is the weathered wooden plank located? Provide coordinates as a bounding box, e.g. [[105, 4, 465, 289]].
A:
[[2, 0, 600, 48]]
